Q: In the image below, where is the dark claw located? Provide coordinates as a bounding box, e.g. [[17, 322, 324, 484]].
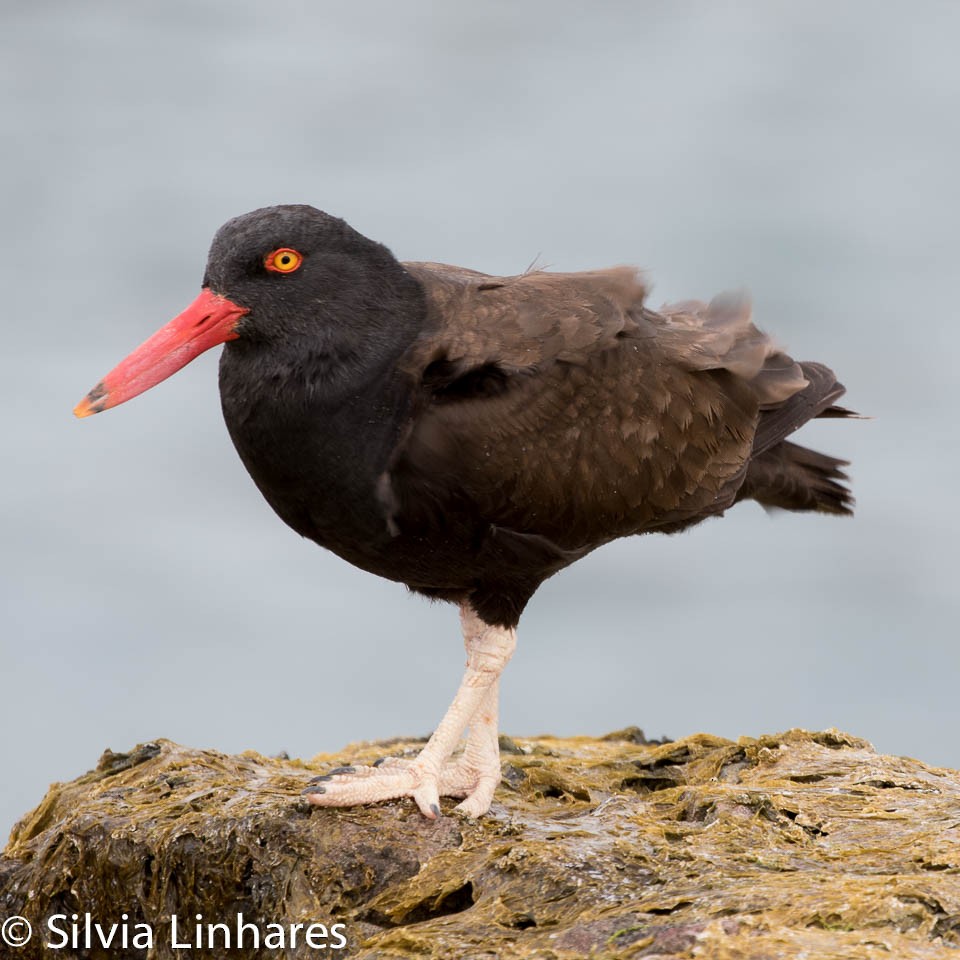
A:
[[328, 766, 357, 776], [430, 803, 441, 818], [372, 757, 386, 767], [308, 775, 332, 783], [301, 785, 326, 795]]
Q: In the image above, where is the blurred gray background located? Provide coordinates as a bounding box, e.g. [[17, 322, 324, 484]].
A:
[[2, 1, 957, 840]]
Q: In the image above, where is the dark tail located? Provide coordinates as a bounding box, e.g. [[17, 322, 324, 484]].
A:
[[738, 359, 859, 515], [737, 439, 854, 516]]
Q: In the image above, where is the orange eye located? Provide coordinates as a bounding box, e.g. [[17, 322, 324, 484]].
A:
[[265, 248, 303, 274]]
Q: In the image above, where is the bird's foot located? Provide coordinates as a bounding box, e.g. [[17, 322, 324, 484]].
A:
[[302, 601, 514, 820], [373, 754, 502, 817], [302, 752, 501, 819]]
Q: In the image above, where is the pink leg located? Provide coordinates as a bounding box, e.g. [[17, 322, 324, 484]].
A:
[[303, 602, 515, 818]]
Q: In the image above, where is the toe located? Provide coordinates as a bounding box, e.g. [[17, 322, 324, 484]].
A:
[[453, 786, 495, 818], [412, 781, 442, 819]]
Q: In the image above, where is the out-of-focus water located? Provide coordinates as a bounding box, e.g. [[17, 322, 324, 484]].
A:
[[2, 2, 958, 839]]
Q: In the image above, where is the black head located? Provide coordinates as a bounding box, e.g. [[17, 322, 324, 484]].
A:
[[204, 205, 420, 347]]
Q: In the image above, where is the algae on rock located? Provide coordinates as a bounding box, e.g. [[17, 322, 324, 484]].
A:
[[3, 729, 960, 959]]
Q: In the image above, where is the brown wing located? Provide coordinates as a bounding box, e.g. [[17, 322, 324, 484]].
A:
[[387, 262, 820, 551]]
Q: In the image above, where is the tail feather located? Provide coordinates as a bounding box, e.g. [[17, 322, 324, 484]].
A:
[[738, 440, 854, 516], [657, 296, 858, 516], [818, 404, 863, 419], [751, 361, 854, 457]]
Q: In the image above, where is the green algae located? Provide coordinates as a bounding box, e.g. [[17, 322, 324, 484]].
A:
[[3, 728, 959, 958]]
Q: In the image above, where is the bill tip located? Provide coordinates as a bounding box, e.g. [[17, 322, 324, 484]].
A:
[[73, 382, 108, 418]]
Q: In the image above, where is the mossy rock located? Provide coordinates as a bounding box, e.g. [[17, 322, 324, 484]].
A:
[[3, 729, 959, 958]]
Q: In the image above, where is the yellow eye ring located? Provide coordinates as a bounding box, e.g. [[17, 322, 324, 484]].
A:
[[265, 247, 303, 274]]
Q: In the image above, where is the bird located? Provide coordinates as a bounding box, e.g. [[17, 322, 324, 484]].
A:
[[75, 204, 855, 819]]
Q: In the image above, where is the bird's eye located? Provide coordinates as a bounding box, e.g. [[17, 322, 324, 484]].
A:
[[264, 248, 303, 274]]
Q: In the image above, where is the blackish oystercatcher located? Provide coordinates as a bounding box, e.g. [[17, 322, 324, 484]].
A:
[[75, 205, 856, 818]]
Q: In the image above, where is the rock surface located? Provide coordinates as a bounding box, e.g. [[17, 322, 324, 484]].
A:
[[3, 729, 959, 959]]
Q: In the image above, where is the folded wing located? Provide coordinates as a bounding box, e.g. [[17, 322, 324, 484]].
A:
[[386, 262, 851, 552]]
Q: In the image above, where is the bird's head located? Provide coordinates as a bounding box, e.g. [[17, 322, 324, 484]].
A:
[[74, 204, 409, 417]]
